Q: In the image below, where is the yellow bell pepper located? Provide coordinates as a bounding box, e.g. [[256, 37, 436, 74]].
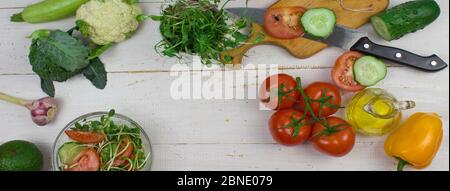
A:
[[384, 112, 443, 171]]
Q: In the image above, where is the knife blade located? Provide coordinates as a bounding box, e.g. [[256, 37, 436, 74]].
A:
[[226, 8, 448, 72]]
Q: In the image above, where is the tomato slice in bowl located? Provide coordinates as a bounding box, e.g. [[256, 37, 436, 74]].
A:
[[65, 148, 100, 171], [113, 137, 134, 167], [332, 51, 366, 92], [65, 130, 106, 144], [264, 7, 307, 39]]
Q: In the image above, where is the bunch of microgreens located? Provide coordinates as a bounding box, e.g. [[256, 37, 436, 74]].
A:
[[68, 110, 150, 171], [274, 78, 349, 137], [150, 0, 249, 65]]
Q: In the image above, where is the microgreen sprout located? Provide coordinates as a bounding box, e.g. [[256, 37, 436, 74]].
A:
[[151, 0, 249, 65]]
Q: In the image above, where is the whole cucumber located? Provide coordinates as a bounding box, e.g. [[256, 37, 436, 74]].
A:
[[371, 0, 441, 41], [11, 0, 89, 23]]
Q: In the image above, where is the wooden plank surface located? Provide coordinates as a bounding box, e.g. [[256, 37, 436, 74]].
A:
[[0, 0, 449, 171]]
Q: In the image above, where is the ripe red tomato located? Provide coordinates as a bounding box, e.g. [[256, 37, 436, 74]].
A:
[[298, 82, 342, 117], [113, 137, 134, 167], [66, 148, 100, 171], [311, 117, 356, 157], [259, 74, 300, 110], [332, 51, 366, 92], [269, 109, 312, 146], [264, 7, 307, 39], [65, 130, 106, 144]]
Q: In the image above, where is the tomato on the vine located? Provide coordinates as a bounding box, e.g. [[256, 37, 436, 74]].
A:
[[298, 82, 342, 117], [259, 74, 300, 110], [311, 117, 355, 157], [269, 109, 312, 146]]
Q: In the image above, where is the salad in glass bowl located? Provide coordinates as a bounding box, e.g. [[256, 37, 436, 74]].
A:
[[52, 110, 151, 171]]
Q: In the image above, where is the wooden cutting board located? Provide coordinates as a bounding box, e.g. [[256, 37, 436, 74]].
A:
[[221, 0, 389, 66]]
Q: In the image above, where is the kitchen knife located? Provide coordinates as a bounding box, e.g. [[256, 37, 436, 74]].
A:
[[226, 8, 448, 72]]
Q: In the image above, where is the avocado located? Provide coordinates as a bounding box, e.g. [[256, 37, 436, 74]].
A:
[[0, 140, 43, 171], [58, 142, 87, 165]]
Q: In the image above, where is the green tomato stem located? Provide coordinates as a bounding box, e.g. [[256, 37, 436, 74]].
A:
[[296, 77, 318, 120], [295, 77, 339, 134]]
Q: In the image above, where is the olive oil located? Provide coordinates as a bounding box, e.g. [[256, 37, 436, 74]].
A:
[[346, 88, 415, 136]]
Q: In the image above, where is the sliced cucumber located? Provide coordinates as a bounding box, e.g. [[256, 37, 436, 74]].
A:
[[354, 56, 387, 86], [371, 0, 441, 41], [301, 8, 336, 38]]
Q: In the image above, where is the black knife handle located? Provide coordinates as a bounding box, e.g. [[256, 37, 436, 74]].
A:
[[350, 37, 448, 72]]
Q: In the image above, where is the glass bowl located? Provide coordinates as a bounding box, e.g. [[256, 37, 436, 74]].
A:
[[52, 111, 152, 171]]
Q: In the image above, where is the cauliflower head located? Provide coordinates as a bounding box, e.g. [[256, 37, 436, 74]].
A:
[[76, 0, 142, 45]]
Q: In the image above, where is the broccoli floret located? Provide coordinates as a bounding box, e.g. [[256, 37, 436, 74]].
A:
[[29, 30, 87, 82], [28, 29, 107, 97]]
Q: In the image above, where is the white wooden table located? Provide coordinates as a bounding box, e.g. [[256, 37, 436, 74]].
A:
[[0, 0, 448, 171]]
